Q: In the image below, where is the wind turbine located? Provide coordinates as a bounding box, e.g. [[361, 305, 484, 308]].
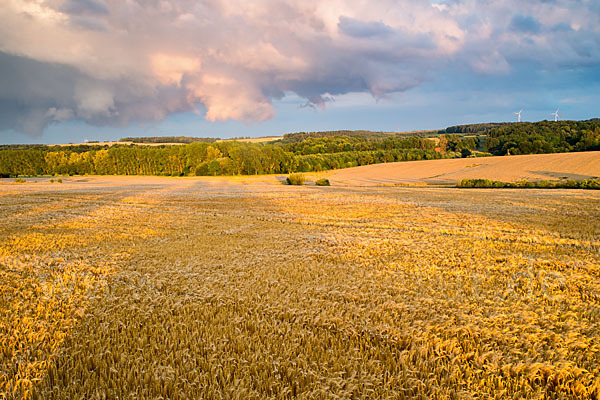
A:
[[514, 109, 522, 123], [551, 109, 559, 122]]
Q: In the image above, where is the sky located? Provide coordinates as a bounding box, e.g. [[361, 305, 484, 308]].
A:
[[0, 0, 599, 144]]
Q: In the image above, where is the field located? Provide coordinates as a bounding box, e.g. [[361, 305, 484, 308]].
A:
[[326, 151, 600, 186], [53, 136, 284, 147], [57, 141, 188, 147], [1, 175, 600, 399], [218, 136, 284, 143]]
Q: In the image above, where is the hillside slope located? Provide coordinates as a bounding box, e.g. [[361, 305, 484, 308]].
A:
[[325, 151, 600, 186]]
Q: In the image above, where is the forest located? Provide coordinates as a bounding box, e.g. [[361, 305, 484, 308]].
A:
[[485, 119, 600, 155], [279, 130, 391, 143], [120, 136, 218, 144], [1, 119, 598, 177], [0, 139, 444, 177], [444, 122, 515, 134]]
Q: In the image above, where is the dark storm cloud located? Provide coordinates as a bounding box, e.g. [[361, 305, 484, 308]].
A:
[[0, 51, 191, 135]]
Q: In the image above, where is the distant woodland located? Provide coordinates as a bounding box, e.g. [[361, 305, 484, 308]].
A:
[[120, 136, 219, 144], [1, 119, 598, 177], [0, 141, 444, 177], [485, 119, 600, 155]]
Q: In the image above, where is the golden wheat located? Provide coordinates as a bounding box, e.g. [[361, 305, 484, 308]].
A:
[[0, 178, 598, 399]]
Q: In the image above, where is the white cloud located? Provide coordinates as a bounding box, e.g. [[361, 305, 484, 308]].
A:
[[470, 51, 511, 75], [46, 107, 74, 121]]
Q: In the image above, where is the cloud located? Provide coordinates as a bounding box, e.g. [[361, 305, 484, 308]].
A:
[[470, 51, 511, 75], [0, 0, 598, 135], [59, 0, 109, 16], [338, 16, 392, 38], [46, 107, 74, 122], [509, 15, 541, 34]]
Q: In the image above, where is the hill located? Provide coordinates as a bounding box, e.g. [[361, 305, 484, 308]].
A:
[[120, 136, 218, 144], [485, 119, 600, 155], [2, 119, 599, 177], [325, 151, 600, 186]]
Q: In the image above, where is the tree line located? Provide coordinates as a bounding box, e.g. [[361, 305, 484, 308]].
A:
[[485, 119, 600, 155], [280, 130, 391, 143], [458, 178, 600, 190], [120, 136, 218, 144], [281, 135, 439, 155], [444, 123, 515, 135], [2, 119, 598, 177], [0, 139, 447, 177]]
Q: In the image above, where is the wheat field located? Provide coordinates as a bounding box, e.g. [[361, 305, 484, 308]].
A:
[[1, 177, 599, 399], [326, 151, 600, 186]]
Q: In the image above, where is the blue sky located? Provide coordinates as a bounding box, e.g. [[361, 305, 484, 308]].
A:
[[1, 0, 599, 144]]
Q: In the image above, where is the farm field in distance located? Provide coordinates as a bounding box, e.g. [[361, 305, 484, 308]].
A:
[[325, 151, 600, 186], [1, 175, 600, 399]]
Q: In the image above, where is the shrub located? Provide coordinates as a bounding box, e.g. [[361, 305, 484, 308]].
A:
[[477, 179, 493, 188], [519, 180, 536, 188], [50, 179, 55, 183], [315, 178, 330, 186], [564, 180, 578, 188], [57, 178, 63, 183], [457, 179, 474, 188], [457, 178, 600, 190], [285, 173, 305, 185], [15, 178, 26, 183], [537, 180, 551, 188], [587, 179, 600, 189]]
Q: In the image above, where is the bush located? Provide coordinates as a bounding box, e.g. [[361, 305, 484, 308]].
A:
[[519, 180, 536, 188], [564, 180, 578, 188], [315, 178, 330, 186], [285, 173, 305, 185], [57, 178, 63, 183], [457, 178, 600, 190], [50, 179, 55, 183], [15, 178, 26, 183], [457, 179, 473, 188], [537, 180, 551, 188], [475, 179, 493, 188], [587, 179, 600, 189]]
